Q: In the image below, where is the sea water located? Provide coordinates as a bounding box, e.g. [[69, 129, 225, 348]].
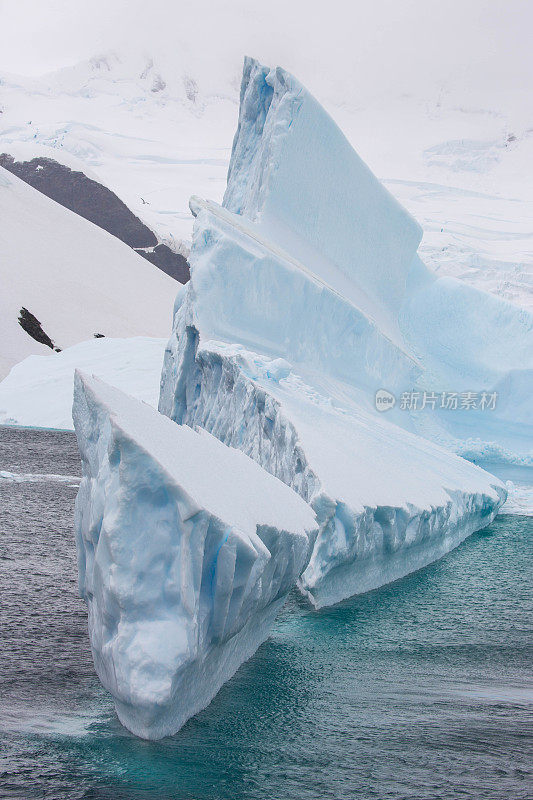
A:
[[0, 426, 531, 800]]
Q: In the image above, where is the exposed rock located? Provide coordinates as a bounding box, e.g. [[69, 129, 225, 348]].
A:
[[18, 307, 60, 350], [135, 244, 190, 283], [0, 154, 156, 248]]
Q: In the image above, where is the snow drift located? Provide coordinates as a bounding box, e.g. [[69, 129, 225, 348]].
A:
[[0, 337, 166, 430], [73, 372, 317, 739]]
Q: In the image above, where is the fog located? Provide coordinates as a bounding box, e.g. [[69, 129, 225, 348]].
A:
[[0, 0, 531, 109]]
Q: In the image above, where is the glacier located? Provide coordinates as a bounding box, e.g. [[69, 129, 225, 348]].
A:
[[158, 57, 518, 608], [73, 371, 317, 739]]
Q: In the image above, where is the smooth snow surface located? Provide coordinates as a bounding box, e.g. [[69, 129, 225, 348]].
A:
[[0, 166, 176, 379], [73, 372, 316, 739], [0, 337, 166, 430], [159, 58, 514, 608]]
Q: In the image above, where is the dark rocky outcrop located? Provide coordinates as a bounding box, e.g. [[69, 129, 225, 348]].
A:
[[1, 154, 156, 248], [0, 154, 190, 283], [135, 244, 190, 283], [18, 307, 61, 351]]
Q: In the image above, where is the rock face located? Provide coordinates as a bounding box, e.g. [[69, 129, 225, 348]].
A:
[[0, 154, 190, 283], [73, 372, 317, 739], [135, 243, 190, 283], [17, 307, 59, 351], [0, 154, 155, 247]]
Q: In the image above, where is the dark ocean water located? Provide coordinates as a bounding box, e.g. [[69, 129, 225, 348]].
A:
[[0, 425, 531, 800]]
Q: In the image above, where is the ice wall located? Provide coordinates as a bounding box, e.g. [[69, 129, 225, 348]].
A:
[[184, 199, 420, 398], [158, 56, 514, 605], [223, 57, 422, 321], [159, 208, 505, 608], [73, 372, 316, 738]]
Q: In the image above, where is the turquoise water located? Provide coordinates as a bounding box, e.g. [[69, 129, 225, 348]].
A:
[[0, 427, 532, 799]]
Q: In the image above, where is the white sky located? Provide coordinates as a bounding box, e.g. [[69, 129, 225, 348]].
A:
[[0, 0, 531, 106]]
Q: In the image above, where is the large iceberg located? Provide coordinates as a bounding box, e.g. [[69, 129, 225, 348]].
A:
[[222, 58, 533, 474], [73, 371, 317, 739], [159, 203, 505, 607], [72, 57, 525, 740], [159, 58, 512, 608]]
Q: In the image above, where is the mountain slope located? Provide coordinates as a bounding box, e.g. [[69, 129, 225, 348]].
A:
[[0, 166, 176, 379], [0, 154, 190, 282]]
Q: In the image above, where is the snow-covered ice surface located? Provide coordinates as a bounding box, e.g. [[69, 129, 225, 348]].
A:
[[159, 221, 505, 607], [0, 337, 166, 430], [73, 372, 317, 739], [158, 59, 515, 608], [500, 482, 533, 516], [0, 166, 176, 379]]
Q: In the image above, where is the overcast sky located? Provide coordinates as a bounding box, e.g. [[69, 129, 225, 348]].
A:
[[0, 0, 531, 107]]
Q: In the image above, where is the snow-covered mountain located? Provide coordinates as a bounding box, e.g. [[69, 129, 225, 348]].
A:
[[0, 166, 177, 379], [1, 50, 531, 309], [0, 52, 237, 251]]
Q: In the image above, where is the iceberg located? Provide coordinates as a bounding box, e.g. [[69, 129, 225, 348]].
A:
[[71, 56, 525, 740], [159, 58, 511, 608], [159, 203, 505, 608], [222, 58, 533, 473], [0, 336, 167, 430], [73, 371, 317, 739]]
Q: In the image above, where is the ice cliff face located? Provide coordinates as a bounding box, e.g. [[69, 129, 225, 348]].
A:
[[221, 59, 533, 472], [159, 207, 505, 608], [159, 57, 513, 608], [223, 59, 422, 324], [73, 372, 316, 739]]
